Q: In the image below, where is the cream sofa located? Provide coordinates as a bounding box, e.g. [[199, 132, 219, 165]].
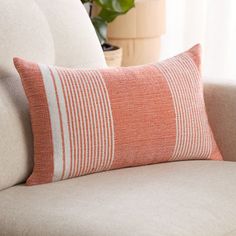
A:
[[0, 1, 236, 236]]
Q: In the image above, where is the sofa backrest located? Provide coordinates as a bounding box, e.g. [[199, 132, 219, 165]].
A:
[[204, 82, 236, 162], [0, 0, 106, 190]]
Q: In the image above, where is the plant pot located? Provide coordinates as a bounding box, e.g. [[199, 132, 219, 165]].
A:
[[107, 0, 166, 66], [102, 43, 123, 67]]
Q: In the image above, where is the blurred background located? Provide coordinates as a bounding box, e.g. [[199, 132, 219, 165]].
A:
[[84, 0, 236, 83], [161, 0, 236, 83]]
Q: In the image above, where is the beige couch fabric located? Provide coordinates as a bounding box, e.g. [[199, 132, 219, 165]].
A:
[[204, 83, 236, 162], [0, 0, 106, 77], [34, 0, 106, 68], [0, 0, 54, 77], [0, 161, 236, 236], [0, 0, 106, 190], [0, 76, 33, 190]]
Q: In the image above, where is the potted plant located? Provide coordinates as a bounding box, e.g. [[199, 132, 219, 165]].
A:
[[81, 0, 134, 67]]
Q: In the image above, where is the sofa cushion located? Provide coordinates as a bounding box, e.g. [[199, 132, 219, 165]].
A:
[[0, 0, 106, 77], [0, 0, 54, 77], [14, 44, 222, 186], [0, 76, 33, 190], [0, 0, 106, 190], [33, 0, 106, 69], [0, 161, 236, 236]]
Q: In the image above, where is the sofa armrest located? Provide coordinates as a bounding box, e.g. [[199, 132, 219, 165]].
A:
[[204, 82, 236, 161]]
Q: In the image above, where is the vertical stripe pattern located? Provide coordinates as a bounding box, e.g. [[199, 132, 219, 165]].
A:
[[157, 53, 213, 160], [39, 66, 115, 180], [14, 44, 222, 186]]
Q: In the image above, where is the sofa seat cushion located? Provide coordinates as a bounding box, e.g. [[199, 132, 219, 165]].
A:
[[0, 161, 236, 236]]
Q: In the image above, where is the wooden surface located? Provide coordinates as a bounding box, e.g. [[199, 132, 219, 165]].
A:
[[108, 0, 165, 39], [110, 37, 160, 66], [107, 0, 165, 66]]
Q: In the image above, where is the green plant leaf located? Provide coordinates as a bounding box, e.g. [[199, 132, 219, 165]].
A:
[[98, 8, 121, 22], [94, 0, 134, 14], [84, 0, 134, 44], [92, 16, 108, 45]]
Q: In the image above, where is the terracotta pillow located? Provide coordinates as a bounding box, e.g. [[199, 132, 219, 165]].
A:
[[14, 44, 222, 186]]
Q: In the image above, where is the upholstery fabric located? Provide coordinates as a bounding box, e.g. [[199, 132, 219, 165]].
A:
[[0, 0, 106, 190], [33, 0, 106, 68], [14, 44, 222, 185], [0, 0, 54, 77], [204, 82, 236, 162], [0, 0, 106, 77], [0, 76, 33, 190], [0, 161, 236, 236]]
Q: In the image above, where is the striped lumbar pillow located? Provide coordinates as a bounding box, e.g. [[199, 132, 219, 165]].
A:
[[14, 44, 222, 185]]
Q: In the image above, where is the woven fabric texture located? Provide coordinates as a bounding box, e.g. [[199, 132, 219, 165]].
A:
[[14, 44, 222, 185]]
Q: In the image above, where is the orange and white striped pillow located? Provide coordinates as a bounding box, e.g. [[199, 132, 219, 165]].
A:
[[14, 44, 222, 186]]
